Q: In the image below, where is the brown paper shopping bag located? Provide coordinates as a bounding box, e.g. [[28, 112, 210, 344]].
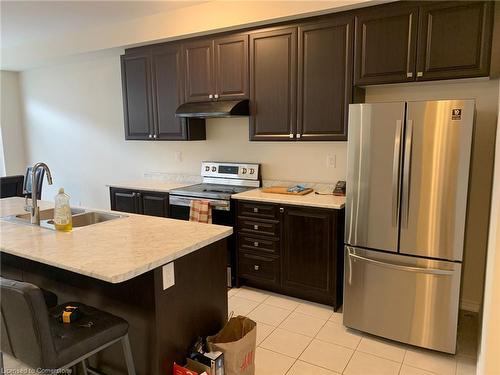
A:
[[207, 315, 256, 375]]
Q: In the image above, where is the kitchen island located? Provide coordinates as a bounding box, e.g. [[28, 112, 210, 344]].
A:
[[0, 197, 232, 375]]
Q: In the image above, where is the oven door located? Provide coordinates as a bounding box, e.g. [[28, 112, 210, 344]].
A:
[[169, 195, 236, 286]]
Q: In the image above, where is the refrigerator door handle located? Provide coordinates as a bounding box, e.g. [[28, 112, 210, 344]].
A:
[[347, 250, 454, 276], [392, 120, 403, 227], [402, 119, 413, 228]]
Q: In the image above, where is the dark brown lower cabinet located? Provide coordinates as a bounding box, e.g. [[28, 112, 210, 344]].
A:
[[110, 187, 169, 217], [236, 200, 344, 309]]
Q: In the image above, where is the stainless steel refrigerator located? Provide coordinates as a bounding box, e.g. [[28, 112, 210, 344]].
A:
[[343, 100, 474, 354]]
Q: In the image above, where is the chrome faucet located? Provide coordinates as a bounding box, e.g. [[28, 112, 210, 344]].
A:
[[24, 162, 53, 225]]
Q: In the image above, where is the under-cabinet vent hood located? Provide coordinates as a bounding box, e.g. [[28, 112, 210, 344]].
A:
[[175, 99, 249, 118]]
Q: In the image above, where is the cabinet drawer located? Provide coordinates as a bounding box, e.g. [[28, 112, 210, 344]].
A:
[[238, 201, 279, 220], [238, 252, 280, 283], [238, 217, 279, 238], [239, 234, 280, 255]]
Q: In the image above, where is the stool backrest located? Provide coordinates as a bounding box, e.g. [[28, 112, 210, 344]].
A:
[[0, 277, 56, 368], [23, 167, 45, 199]]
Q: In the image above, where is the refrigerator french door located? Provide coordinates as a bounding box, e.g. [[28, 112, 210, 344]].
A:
[[343, 100, 474, 354]]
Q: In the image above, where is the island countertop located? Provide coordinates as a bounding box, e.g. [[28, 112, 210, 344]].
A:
[[0, 197, 232, 283]]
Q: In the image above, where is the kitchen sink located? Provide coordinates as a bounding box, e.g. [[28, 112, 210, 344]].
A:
[[44, 211, 124, 228], [14, 208, 85, 222], [2, 208, 126, 230]]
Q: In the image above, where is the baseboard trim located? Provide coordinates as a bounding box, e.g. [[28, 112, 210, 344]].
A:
[[460, 299, 481, 312]]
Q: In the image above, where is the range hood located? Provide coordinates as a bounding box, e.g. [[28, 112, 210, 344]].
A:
[[175, 99, 249, 118]]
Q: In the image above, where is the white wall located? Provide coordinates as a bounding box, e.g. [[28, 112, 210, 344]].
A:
[[20, 52, 346, 208], [0, 70, 26, 176], [477, 80, 500, 375], [365, 79, 500, 313]]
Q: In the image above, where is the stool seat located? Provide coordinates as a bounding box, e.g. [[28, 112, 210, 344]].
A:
[[48, 302, 129, 368]]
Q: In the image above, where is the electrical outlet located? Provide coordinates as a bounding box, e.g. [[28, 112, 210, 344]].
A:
[[162, 263, 175, 290], [327, 154, 336, 168], [174, 151, 182, 162]]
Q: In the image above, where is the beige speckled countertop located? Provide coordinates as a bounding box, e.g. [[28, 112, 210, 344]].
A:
[[0, 197, 232, 284], [232, 188, 345, 209], [106, 180, 195, 193]]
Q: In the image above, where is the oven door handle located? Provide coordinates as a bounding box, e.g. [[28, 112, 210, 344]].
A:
[[169, 196, 231, 211]]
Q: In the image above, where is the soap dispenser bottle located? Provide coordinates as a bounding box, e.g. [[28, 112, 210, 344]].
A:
[[54, 188, 72, 231]]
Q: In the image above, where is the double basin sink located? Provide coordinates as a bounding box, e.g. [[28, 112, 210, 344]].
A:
[[4, 208, 126, 230]]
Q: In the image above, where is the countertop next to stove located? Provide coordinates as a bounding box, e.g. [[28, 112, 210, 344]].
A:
[[232, 188, 345, 209], [106, 180, 197, 193]]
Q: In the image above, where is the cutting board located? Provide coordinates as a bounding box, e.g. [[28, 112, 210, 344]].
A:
[[261, 186, 314, 195]]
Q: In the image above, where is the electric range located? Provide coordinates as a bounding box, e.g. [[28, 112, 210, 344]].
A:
[[169, 161, 261, 286]]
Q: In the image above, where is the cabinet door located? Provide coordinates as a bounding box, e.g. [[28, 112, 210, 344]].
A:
[[416, 1, 494, 81], [121, 51, 154, 140], [214, 34, 249, 100], [110, 188, 139, 214], [152, 44, 186, 140], [354, 4, 418, 85], [183, 39, 214, 102], [283, 207, 334, 295], [297, 16, 353, 141], [249, 27, 297, 141], [138, 191, 169, 217]]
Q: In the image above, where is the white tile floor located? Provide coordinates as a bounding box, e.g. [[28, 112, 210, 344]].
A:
[[4, 286, 478, 375], [229, 286, 478, 375]]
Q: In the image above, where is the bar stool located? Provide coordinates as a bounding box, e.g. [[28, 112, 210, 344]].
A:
[[0, 277, 136, 374]]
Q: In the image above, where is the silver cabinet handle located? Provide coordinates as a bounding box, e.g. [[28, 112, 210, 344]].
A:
[[253, 207, 258, 213], [289, 133, 294, 139], [392, 120, 402, 227], [214, 94, 219, 99], [279, 207, 284, 213], [417, 72, 423, 77], [407, 72, 413, 78], [347, 249, 454, 275], [209, 94, 213, 99], [253, 224, 259, 230], [153, 134, 157, 139], [254, 265, 260, 271], [254, 241, 259, 247], [402, 119, 413, 228], [296, 134, 301, 139], [148, 134, 153, 139]]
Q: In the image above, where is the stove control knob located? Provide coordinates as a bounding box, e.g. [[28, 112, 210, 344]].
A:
[[212, 167, 217, 172], [250, 168, 255, 174], [242, 168, 247, 174], [205, 166, 210, 172]]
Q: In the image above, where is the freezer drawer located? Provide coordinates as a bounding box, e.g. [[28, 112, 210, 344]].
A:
[[343, 247, 461, 353]]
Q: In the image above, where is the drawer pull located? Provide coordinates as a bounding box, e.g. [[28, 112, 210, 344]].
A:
[[279, 207, 284, 213], [253, 225, 259, 230], [254, 265, 260, 271], [253, 207, 258, 213], [254, 242, 259, 247]]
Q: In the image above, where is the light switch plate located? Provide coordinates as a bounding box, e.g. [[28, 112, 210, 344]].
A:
[[162, 262, 175, 290]]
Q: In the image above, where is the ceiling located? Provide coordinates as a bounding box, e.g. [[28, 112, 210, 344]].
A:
[[1, 1, 206, 48]]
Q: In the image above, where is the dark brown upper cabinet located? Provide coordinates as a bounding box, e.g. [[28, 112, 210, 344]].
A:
[[297, 16, 353, 141], [354, 1, 494, 86], [354, 3, 419, 85], [152, 44, 186, 140], [183, 34, 249, 102], [121, 50, 154, 140], [183, 39, 214, 102], [249, 27, 297, 141], [214, 35, 249, 100], [121, 44, 206, 141], [416, 1, 494, 81]]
